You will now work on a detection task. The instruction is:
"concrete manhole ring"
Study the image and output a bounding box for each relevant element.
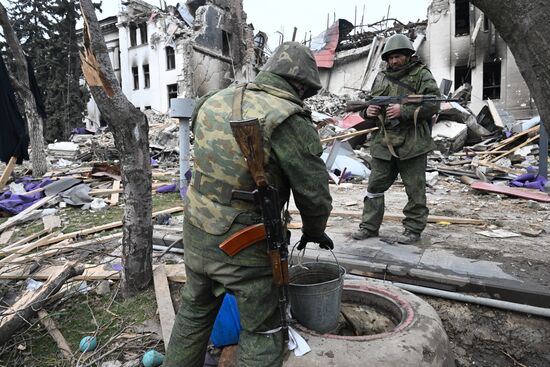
[284,280,455,367]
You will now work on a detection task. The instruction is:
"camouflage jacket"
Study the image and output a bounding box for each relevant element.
[185,71,332,266]
[361,60,439,160]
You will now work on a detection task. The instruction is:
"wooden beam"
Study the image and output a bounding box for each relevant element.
[0,195,57,233]
[36,206,184,248]
[320,127,378,143]
[0,262,83,346]
[0,232,60,266]
[0,228,51,255]
[109,180,121,206]
[471,181,550,202]
[37,309,73,360]
[0,263,186,283]
[3,233,122,264]
[289,209,485,225]
[0,156,17,190]
[153,265,176,349]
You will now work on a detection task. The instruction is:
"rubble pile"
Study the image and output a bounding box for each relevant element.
[305,92,348,117]
[71,132,118,162]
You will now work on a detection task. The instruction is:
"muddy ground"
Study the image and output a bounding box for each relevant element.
[324,174,550,366]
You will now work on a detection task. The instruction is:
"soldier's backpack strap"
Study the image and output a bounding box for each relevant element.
[231,83,248,121]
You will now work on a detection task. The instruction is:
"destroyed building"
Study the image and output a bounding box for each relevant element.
[84,0,259,131]
[310,1,536,121]
[424,0,534,118]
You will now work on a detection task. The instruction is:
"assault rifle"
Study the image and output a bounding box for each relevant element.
[227,118,290,343]
[345,94,459,113]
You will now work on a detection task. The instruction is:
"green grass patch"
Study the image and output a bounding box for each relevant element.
[0,289,158,366]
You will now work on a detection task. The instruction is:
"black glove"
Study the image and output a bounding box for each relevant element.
[297,232,334,251]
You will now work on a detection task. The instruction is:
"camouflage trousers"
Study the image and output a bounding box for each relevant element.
[360,154,428,234]
[163,248,284,367]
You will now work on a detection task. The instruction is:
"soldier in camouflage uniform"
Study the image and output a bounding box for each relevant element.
[351,34,440,244]
[164,42,333,367]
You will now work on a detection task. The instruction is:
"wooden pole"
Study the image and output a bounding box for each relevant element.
[320,127,378,143]
[0,156,17,190]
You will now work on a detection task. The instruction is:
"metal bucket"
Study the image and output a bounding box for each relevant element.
[288,260,346,334]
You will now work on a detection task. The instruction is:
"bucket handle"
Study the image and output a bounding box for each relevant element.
[289,241,341,270]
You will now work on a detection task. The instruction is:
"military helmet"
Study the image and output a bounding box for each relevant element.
[381,34,415,61]
[262,41,322,98]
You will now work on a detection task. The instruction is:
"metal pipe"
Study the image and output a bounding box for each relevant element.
[345,274,550,318]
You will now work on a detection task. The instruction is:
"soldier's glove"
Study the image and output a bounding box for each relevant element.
[297,232,334,251]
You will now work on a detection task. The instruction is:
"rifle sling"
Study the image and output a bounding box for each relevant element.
[382,73,417,93]
[379,106,421,159]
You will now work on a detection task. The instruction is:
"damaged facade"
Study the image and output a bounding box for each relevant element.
[313,1,535,120]
[424,0,534,118]
[85,0,259,131]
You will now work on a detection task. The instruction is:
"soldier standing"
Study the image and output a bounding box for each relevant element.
[164,42,333,367]
[351,34,440,244]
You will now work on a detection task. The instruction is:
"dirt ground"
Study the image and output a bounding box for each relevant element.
[325,174,550,367]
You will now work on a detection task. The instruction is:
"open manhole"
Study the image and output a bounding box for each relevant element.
[293,285,414,341]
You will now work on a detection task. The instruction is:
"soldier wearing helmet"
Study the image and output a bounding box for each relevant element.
[352,33,440,244]
[164,42,333,367]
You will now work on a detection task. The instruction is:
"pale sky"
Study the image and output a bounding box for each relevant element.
[99,0,432,49]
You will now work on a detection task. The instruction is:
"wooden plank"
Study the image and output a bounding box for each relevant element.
[4,233,123,263]
[42,215,62,230]
[289,209,485,225]
[37,206,184,248]
[0,263,186,283]
[489,134,539,163]
[0,232,60,266]
[37,309,73,359]
[471,181,550,203]
[153,265,176,349]
[0,156,17,190]
[486,99,504,129]
[0,228,51,255]
[0,229,15,246]
[320,127,379,143]
[0,262,83,345]
[109,180,121,206]
[0,195,57,233]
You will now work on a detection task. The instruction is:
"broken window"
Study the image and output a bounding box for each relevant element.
[222,30,231,57]
[167,83,178,101]
[483,60,501,100]
[455,0,470,36]
[130,24,137,47]
[139,23,148,44]
[166,46,175,70]
[483,13,490,32]
[143,64,150,88]
[454,65,472,91]
[132,66,139,90]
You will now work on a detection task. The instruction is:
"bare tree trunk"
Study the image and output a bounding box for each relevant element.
[470,0,550,134]
[80,0,153,297]
[0,4,48,177]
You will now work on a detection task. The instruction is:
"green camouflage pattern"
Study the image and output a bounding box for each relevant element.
[163,244,284,367]
[364,60,439,161]
[186,83,305,235]
[381,34,416,61]
[360,155,429,234]
[262,41,322,98]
